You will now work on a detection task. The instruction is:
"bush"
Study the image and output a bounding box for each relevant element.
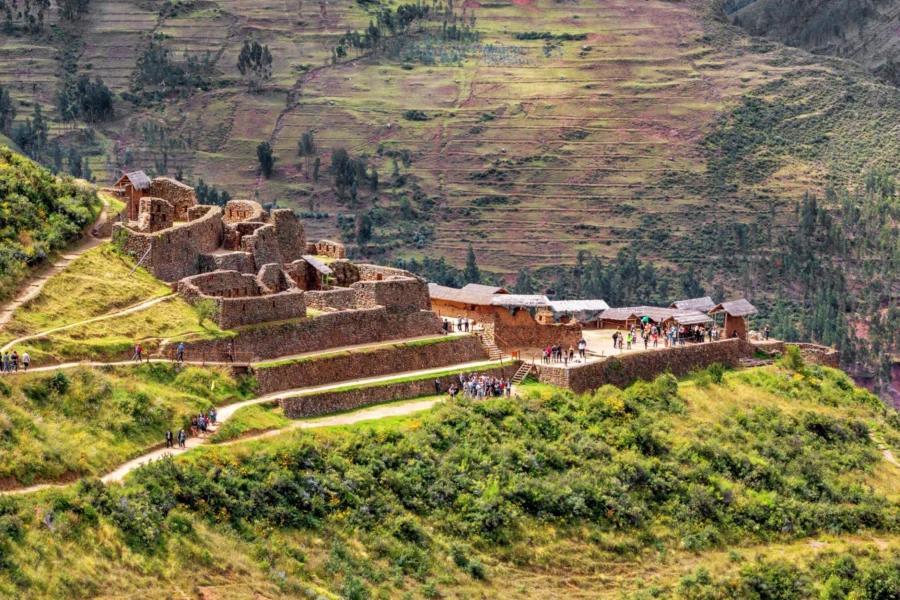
[193,298,218,326]
[783,345,805,371]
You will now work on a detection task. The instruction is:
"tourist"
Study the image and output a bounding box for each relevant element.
[175,342,185,363]
[177,428,186,448]
[578,338,586,359]
[1,352,7,373]
[190,416,198,437]
[457,316,463,332]
[449,384,458,399]
[564,352,569,368]
[505,379,512,397]
[21,352,30,371]
[643,333,649,350]
[731,329,738,339]
[132,343,143,362]
[209,407,217,425]
[464,319,470,333]
[765,324,771,340]
[225,341,234,363]
[11,350,18,372]
[165,429,174,449]
[625,332,632,350]
[652,331,659,348]
[568,346,575,362]
[612,330,619,349]
[434,377,442,395]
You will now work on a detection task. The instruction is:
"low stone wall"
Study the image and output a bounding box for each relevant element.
[147,177,197,221]
[165,307,445,361]
[113,205,224,282]
[217,291,307,329]
[537,339,757,394]
[752,340,841,368]
[256,335,488,394]
[280,363,519,418]
[357,264,418,281]
[315,239,346,259]
[224,199,265,224]
[350,278,431,311]
[199,252,255,274]
[93,209,128,238]
[305,288,356,311]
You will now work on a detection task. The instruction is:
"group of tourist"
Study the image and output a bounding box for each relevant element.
[540,338,588,367]
[164,408,217,449]
[442,372,513,399]
[0,350,29,373]
[612,321,735,352]
[442,317,473,333]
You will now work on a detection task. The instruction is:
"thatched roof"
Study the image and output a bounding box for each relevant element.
[629,306,678,323]
[710,299,758,317]
[670,296,715,312]
[598,308,640,322]
[119,170,151,190]
[428,283,493,305]
[462,283,509,295]
[549,299,610,313]
[671,310,714,326]
[302,255,333,276]
[491,294,550,308]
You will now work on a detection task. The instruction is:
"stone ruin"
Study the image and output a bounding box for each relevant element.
[112,180,431,331]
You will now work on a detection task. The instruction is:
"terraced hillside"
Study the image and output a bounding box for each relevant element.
[0,0,898,279]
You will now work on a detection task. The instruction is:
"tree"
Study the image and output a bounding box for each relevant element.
[298,130,316,176]
[257,141,275,178]
[330,148,356,200]
[678,264,704,299]
[512,268,534,294]
[67,145,82,178]
[0,81,15,135]
[356,213,373,245]
[58,0,90,22]
[312,157,321,183]
[463,244,480,284]
[194,298,218,327]
[237,39,273,92]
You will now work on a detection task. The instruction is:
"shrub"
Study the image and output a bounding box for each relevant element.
[708,362,726,384]
[783,345,805,371]
[193,298,218,326]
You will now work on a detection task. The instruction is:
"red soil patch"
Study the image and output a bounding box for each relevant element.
[510,0,534,6]
[462,0,480,7]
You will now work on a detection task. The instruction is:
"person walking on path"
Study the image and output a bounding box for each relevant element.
[578,338,586,360]
[209,408,217,425]
[177,428,186,449]
[434,378,441,395]
[21,352,30,371]
[175,342,185,363]
[11,351,18,372]
[165,429,174,449]
[764,324,771,340]
[132,343,143,362]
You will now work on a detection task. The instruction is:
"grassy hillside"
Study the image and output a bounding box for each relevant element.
[2,360,900,598]
[0,146,101,300]
[0,364,255,487]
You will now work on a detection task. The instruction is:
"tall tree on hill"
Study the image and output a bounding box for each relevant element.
[0,81,16,135]
[678,264,704,300]
[512,268,534,294]
[257,141,275,178]
[297,130,316,177]
[330,148,356,201]
[356,213,373,245]
[58,0,90,22]
[237,39,273,93]
[464,244,480,284]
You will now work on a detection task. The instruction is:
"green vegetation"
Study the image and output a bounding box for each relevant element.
[1,244,172,341]
[0,364,254,485]
[208,402,288,443]
[255,335,459,369]
[0,146,100,301]
[1,367,900,597]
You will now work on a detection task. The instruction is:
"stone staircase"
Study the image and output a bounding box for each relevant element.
[511,362,533,385]
[475,331,504,361]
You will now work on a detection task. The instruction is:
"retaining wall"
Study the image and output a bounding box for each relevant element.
[280,363,519,418]
[305,288,356,310]
[256,335,488,394]
[350,278,431,311]
[165,307,445,361]
[751,341,841,368]
[537,339,757,394]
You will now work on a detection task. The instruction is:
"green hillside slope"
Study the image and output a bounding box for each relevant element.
[3,363,900,598]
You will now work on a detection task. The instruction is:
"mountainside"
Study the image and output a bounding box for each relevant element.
[726,0,900,70]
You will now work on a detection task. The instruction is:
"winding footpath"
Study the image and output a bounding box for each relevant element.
[0,357,503,496]
[0,194,110,330]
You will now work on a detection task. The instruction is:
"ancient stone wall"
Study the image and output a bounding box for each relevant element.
[241,224,281,270]
[256,336,488,394]
[256,263,289,294]
[113,206,224,282]
[224,200,265,224]
[136,197,175,233]
[357,264,418,281]
[536,339,757,394]
[315,239,346,259]
[93,209,128,238]
[187,205,213,221]
[329,260,361,286]
[490,307,583,350]
[272,209,305,262]
[280,363,519,419]
[752,341,841,368]
[350,278,431,311]
[165,307,444,360]
[224,221,266,251]
[217,291,306,329]
[305,288,356,311]
[178,271,260,298]
[147,177,197,221]
[199,252,255,274]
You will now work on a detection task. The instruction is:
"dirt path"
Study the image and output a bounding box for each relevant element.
[871,434,900,468]
[0,196,110,330]
[0,358,503,495]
